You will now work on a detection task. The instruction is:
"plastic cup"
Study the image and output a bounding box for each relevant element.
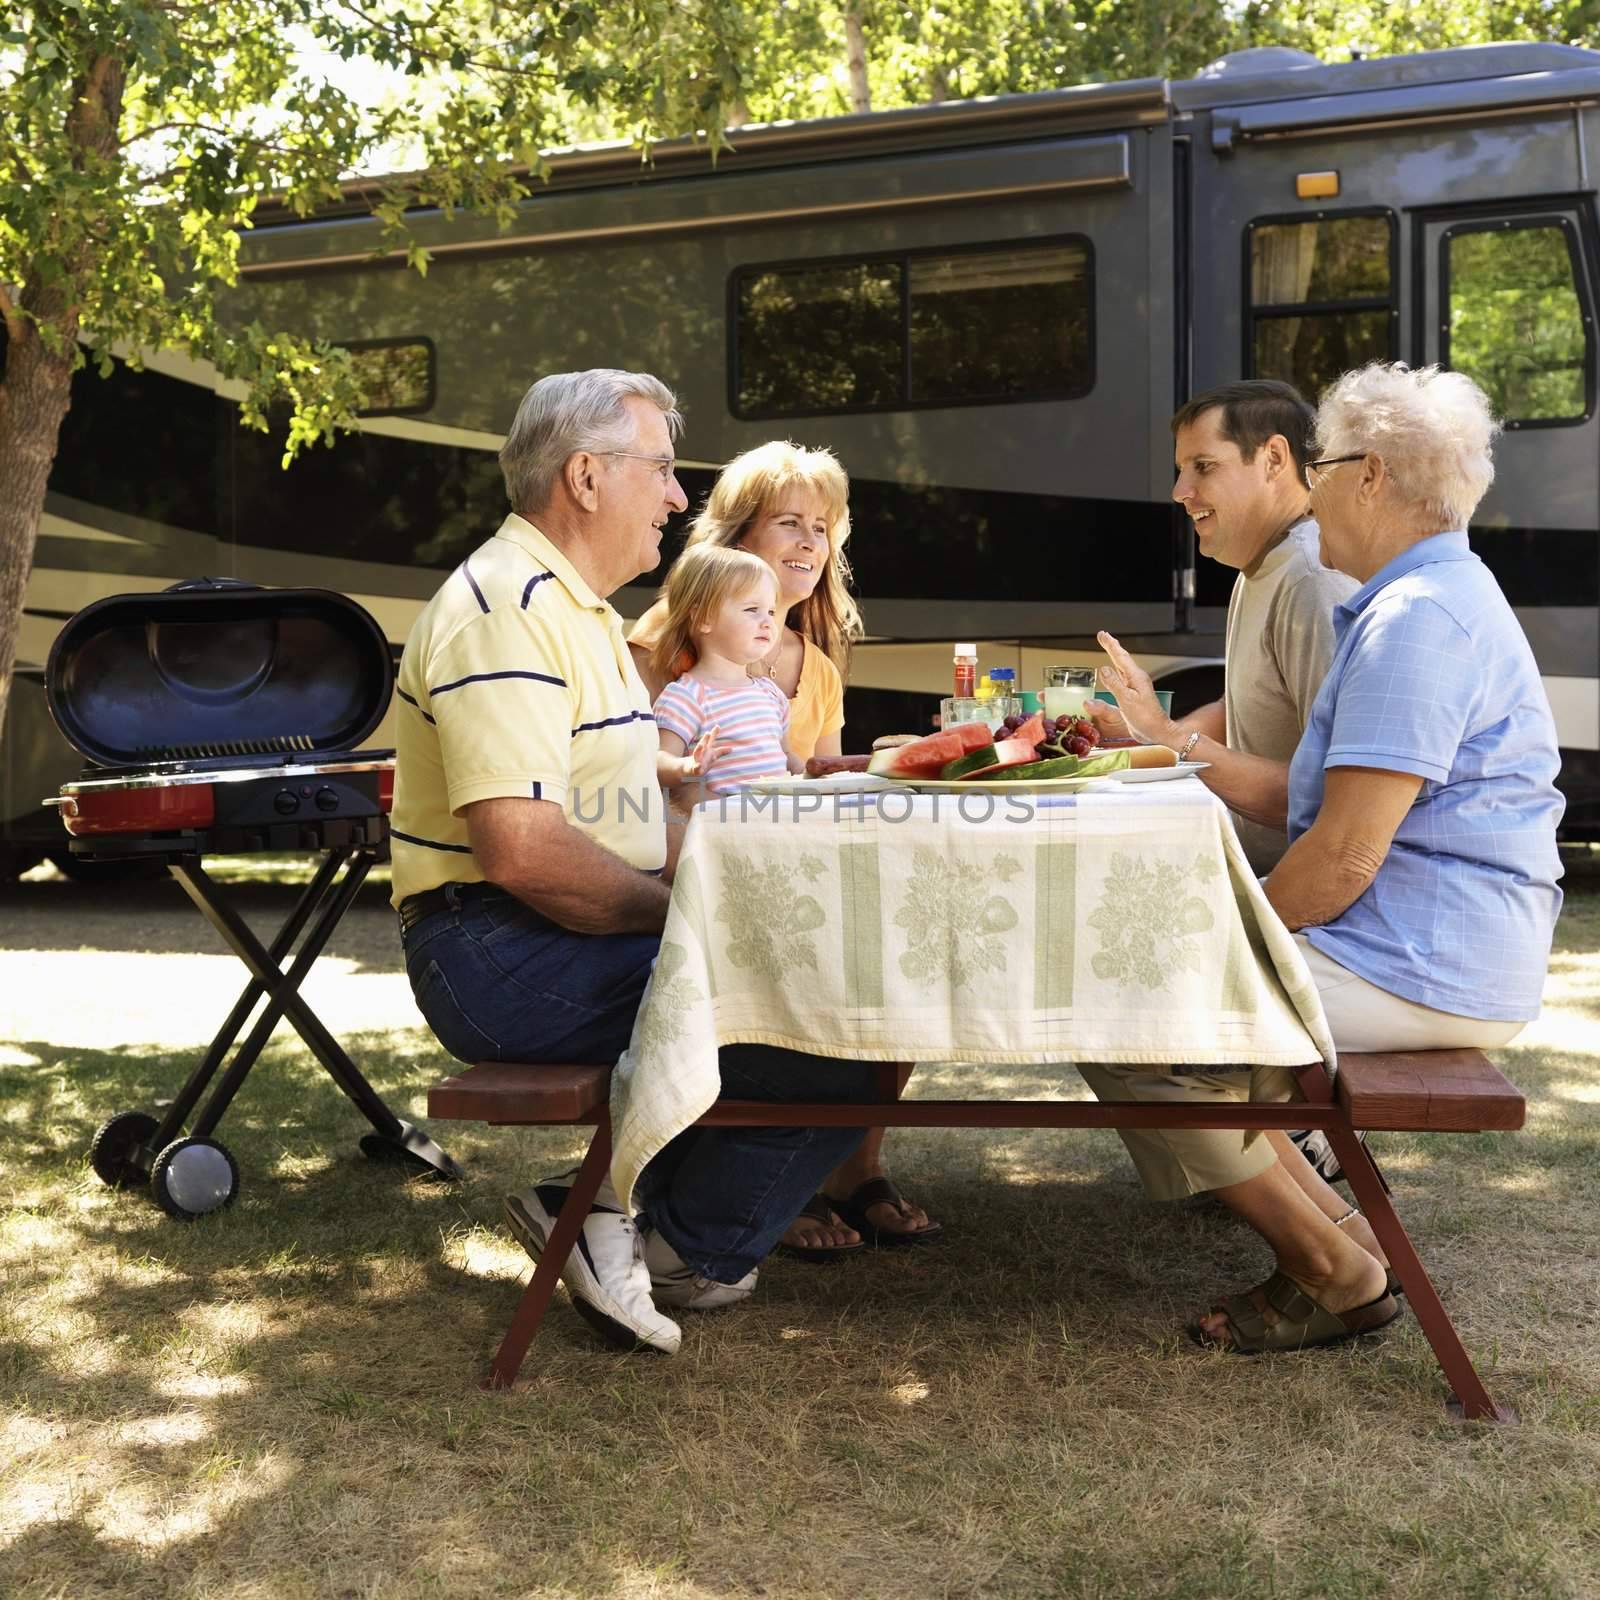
[1094,688,1174,715]
[940,696,990,728]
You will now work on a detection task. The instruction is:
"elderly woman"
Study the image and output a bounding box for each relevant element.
[1095,362,1564,1352]
[631,441,943,1258]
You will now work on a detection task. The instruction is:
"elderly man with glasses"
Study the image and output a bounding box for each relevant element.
[1080,378,1360,1188]
[389,368,878,1355]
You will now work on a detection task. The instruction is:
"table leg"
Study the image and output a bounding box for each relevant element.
[484,1121,613,1390]
[1301,1070,1513,1424]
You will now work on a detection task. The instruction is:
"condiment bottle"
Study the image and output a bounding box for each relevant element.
[987,667,1021,723]
[953,642,978,700]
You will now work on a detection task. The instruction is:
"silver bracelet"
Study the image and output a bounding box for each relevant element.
[1177,730,1203,763]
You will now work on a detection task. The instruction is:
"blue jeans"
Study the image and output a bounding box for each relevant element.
[403,883,872,1282]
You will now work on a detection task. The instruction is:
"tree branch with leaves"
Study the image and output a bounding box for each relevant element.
[0,0,754,738]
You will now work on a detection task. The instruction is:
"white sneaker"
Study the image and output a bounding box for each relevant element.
[504,1181,681,1355]
[642,1227,758,1310]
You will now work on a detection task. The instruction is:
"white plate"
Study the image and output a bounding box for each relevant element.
[892,774,1101,794]
[738,772,896,795]
[893,761,1209,795]
[1106,761,1210,784]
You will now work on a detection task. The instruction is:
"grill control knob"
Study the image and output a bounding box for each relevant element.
[273,789,299,816]
[314,787,339,813]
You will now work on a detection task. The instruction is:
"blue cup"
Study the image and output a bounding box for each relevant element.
[1094,688,1174,715]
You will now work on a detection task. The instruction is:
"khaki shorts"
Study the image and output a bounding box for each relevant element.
[1079,935,1525,1201]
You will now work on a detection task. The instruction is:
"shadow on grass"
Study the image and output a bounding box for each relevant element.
[6,1014,1600,1596]
[0,868,402,972]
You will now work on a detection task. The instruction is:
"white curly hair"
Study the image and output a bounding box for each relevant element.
[1314,363,1500,530]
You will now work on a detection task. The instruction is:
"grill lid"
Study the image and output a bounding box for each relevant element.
[46,581,394,769]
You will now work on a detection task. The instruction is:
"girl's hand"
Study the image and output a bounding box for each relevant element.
[1095,631,1179,747]
[683,726,733,777]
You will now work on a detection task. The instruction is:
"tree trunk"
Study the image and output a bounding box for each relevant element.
[0,326,76,741]
[0,46,124,744]
[844,3,871,113]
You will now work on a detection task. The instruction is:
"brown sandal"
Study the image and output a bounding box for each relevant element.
[774,1192,864,1264]
[828,1177,944,1248]
[1188,1270,1402,1355]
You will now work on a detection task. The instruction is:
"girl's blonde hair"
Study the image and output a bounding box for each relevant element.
[649,545,780,683]
[635,440,863,676]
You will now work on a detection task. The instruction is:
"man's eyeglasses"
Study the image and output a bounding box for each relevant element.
[1303,453,1365,490]
[602,451,676,484]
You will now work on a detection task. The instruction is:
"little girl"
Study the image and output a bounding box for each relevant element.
[651,545,802,796]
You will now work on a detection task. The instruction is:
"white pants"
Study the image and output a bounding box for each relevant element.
[1078,935,1526,1201]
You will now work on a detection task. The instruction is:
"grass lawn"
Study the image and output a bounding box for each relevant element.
[2,855,1598,1599]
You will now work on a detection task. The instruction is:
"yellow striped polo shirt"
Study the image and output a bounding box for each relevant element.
[389,513,665,906]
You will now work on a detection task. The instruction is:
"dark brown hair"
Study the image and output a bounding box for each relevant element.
[1171,380,1316,472]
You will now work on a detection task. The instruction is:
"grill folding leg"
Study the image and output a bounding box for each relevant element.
[101,847,461,1216]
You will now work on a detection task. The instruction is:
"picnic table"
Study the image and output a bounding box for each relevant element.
[432,774,1522,1420]
[609,779,1336,1209]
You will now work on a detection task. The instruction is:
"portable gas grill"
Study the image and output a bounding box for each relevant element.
[45,580,461,1219]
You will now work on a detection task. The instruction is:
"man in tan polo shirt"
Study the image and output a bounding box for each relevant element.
[1082,380,1359,1188]
[392,369,877,1356]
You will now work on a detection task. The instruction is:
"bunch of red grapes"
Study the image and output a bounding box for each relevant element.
[997,712,1102,759]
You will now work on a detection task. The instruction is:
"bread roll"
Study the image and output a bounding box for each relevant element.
[1127,744,1179,769]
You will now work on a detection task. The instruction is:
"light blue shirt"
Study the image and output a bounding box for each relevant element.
[1287,531,1563,1021]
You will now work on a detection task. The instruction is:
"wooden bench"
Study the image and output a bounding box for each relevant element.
[429,1050,1524,1421]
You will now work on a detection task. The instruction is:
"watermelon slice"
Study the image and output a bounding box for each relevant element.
[957,737,1039,777]
[982,749,1133,781]
[868,729,971,778]
[1012,712,1046,749]
[940,746,1000,780]
[950,721,996,752]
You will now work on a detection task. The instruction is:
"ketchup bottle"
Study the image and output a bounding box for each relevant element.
[953,642,978,699]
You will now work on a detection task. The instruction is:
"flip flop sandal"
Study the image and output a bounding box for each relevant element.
[1187,1270,1402,1355]
[828,1177,945,1249]
[774,1192,865,1264]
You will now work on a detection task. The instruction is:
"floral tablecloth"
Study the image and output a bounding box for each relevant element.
[609,780,1335,1209]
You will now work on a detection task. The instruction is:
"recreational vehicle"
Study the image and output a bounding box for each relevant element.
[8,39,1599,872]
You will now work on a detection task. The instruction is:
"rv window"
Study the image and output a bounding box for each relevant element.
[346,339,435,417]
[1446,225,1589,423]
[733,238,1091,417]
[1250,217,1389,304]
[735,262,903,415]
[1246,213,1394,400]
[909,244,1089,403]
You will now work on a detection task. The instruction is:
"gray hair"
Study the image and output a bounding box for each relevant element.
[1314,363,1500,529]
[499,369,684,514]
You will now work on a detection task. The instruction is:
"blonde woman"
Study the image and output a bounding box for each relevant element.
[631,441,944,1259]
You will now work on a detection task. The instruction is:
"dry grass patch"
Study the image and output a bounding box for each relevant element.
[1,860,1598,1598]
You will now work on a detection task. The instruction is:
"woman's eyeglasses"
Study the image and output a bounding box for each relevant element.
[1303,453,1365,490]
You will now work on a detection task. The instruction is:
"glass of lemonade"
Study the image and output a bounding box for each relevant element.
[1042,666,1098,721]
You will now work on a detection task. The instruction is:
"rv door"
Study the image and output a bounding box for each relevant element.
[1415,197,1600,763]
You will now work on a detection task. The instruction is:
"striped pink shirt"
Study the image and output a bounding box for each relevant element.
[653,673,790,795]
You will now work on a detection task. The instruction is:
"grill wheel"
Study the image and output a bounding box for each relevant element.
[89,1110,160,1188]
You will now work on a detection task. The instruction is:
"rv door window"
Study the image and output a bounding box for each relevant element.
[733,238,1092,418]
[1246,213,1395,400]
[1445,223,1591,424]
